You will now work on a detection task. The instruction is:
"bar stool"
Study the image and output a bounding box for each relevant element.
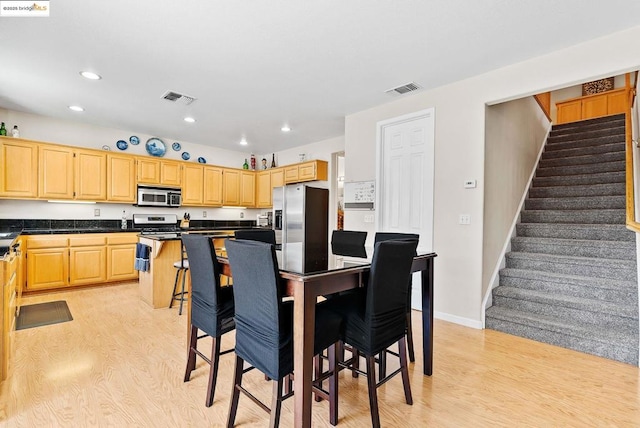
[170,239,189,315]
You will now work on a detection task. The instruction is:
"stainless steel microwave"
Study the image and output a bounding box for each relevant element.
[136,186,182,207]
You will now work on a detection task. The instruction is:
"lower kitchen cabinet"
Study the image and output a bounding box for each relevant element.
[25,233,138,292]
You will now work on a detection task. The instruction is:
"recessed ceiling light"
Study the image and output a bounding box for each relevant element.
[184,117,196,123]
[239,138,248,146]
[80,71,101,80]
[281,125,291,132]
[69,105,84,112]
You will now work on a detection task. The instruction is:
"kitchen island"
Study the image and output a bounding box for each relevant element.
[137,231,234,309]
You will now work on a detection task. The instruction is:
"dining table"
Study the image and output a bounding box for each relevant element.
[189,240,437,428]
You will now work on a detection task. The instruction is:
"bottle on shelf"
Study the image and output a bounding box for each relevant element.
[0,122,6,136]
[11,125,19,138]
[271,153,276,168]
[250,153,256,170]
[242,158,249,170]
[121,210,127,230]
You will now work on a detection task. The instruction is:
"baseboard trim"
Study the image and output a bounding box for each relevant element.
[435,311,482,329]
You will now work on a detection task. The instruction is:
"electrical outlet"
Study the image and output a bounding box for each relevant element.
[459,214,471,225]
[94,209,100,217]
[464,179,477,189]
[240,212,244,219]
[364,214,374,223]
[202,211,207,218]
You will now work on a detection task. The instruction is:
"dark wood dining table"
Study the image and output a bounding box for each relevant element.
[191,246,437,428]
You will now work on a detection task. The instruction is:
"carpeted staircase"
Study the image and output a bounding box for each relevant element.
[485,113,639,365]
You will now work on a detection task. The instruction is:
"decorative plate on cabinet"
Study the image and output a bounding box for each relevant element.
[129,135,140,145]
[181,152,190,160]
[145,138,166,157]
[116,140,128,150]
[197,157,207,164]
[172,142,181,151]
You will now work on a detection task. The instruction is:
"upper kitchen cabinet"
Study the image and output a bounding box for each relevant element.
[284,160,328,184]
[203,166,223,206]
[256,168,284,208]
[182,163,204,205]
[137,158,182,187]
[222,168,241,206]
[240,170,255,207]
[107,153,136,202]
[38,145,74,199]
[75,149,107,201]
[0,137,38,198]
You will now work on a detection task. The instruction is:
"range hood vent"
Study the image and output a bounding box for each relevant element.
[161,90,197,105]
[385,82,422,96]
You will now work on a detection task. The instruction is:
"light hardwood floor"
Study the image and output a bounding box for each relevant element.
[1,282,639,427]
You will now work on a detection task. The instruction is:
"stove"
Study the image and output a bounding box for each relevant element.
[134,214,180,238]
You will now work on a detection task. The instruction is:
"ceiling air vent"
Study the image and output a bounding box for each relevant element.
[385,82,422,96]
[161,91,197,105]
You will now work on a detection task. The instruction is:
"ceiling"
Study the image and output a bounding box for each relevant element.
[1,1,639,154]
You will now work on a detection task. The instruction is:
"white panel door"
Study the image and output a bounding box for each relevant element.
[377,108,435,308]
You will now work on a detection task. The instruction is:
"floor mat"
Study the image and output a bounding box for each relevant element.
[16,300,73,330]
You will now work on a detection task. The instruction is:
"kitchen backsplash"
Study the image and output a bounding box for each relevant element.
[0,218,258,232]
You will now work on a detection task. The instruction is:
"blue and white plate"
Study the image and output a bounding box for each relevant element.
[172,142,181,151]
[116,140,128,150]
[181,152,190,160]
[197,157,206,164]
[129,135,140,145]
[145,138,166,157]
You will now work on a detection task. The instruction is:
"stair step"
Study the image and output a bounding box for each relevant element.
[485,306,638,365]
[532,171,624,187]
[516,223,634,241]
[541,141,624,160]
[536,160,624,177]
[524,195,625,211]
[505,252,636,281]
[550,114,625,133]
[544,134,625,152]
[520,209,625,224]
[492,286,638,328]
[538,150,625,169]
[510,236,636,260]
[499,268,638,302]
[547,126,626,144]
[529,182,624,198]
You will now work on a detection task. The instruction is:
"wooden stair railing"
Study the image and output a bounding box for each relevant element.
[625,72,640,233]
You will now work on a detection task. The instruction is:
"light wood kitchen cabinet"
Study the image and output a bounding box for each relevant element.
[182,164,204,205]
[271,168,284,188]
[69,235,107,286]
[137,158,182,187]
[106,234,138,282]
[107,154,136,202]
[240,170,255,207]
[203,166,223,206]
[1,245,18,381]
[0,138,38,198]
[556,87,630,124]
[38,145,74,199]
[161,161,182,186]
[25,233,137,292]
[256,170,272,208]
[137,158,161,184]
[75,149,107,201]
[222,168,241,206]
[284,160,328,184]
[26,236,69,291]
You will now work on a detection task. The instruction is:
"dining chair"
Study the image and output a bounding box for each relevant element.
[374,232,419,376]
[233,228,276,245]
[181,234,235,407]
[331,239,418,428]
[225,239,343,427]
[330,230,367,258]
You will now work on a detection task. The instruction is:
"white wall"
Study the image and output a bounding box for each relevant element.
[344,25,640,327]
[483,96,550,298]
[0,109,344,222]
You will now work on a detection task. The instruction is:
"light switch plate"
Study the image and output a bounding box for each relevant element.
[94,209,100,217]
[464,179,477,189]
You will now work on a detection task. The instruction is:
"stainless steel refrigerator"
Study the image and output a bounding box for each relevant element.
[273,184,329,273]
